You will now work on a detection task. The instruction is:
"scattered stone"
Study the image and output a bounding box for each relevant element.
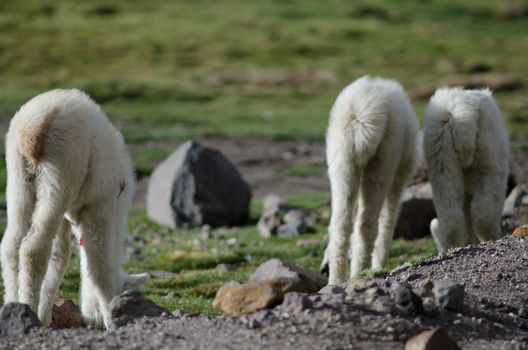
[393,284,424,314]
[280,292,313,314]
[216,263,238,273]
[433,280,465,312]
[212,281,283,316]
[512,224,528,238]
[283,209,315,230]
[51,298,85,329]
[257,208,282,238]
[319,284,347,296]
[147,141,252,228]
[422,297,438,317]
[405,327,461,350]
[262,193,289,213]
[110,290,173,328]
[250,259,327,293]
[0,303,41,337]
[518,307,528,319]
[395,182,436,239]
[347,278,381,293]
[277,221,304,237]
[201,224,212,240]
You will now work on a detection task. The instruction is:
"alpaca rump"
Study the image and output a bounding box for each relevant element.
[323,76,418,284]
[0,89,148,329]
[424,87,509,253]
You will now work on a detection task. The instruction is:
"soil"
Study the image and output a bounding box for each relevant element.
[2,235,528,349]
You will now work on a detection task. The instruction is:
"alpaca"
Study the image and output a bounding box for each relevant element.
[0,89,148,329]
[424,87,509,253]
[323,76,418,285]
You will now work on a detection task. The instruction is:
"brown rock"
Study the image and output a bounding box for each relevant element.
[250,259,327,293]
[51,298,85,329]
[212,281,283,316]
[405,327,461,350]
[512,224,528,238]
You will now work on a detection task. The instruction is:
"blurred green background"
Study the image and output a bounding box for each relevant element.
[0,0,526,314]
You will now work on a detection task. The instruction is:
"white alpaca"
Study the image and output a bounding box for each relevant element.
[323,76,418,285]
[424,87,509,253]
[0,89,148,329]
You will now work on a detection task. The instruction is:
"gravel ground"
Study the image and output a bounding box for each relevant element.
[2,235,528,349]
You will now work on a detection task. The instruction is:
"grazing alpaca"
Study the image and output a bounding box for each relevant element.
[424,87,509,253]
[323,76,418,285]
[0,89,148,329]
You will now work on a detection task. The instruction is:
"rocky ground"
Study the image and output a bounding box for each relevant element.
[2,235,528,349]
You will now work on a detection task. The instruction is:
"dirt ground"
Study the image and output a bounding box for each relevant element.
[2,235,528,350]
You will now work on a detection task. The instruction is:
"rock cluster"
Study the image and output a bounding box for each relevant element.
[257,194,316,238]
[213,259,327,316]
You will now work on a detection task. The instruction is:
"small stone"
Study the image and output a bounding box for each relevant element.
[280,292,313,314]
[201,224,212,240]
[405,327,461,350]
[512,225,528,238]
[346,277,379,293]
[151,270,179,280]
[433,279,465,312]
[422,297,438,317]
[277,222,304,237]
[226,238,237,247]
[262,193,289,213]
[318,285,347,295]
[518,307,528,319]
[257,209,282,238]
[110,290,173,328]
[0,303,41,337]
[393,284,424,314]
[216,263,237,273]
[250,259,327,294]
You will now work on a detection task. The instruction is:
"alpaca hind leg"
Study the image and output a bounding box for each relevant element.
[18,193,66,314]
[0,143,36,303]
[350,166,391,277]
[79,208,121,329]
[326,167,358,285]
[371,175,408,270]
[38,219,72,326]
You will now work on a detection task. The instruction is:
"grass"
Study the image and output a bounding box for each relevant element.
[0,0,523,315]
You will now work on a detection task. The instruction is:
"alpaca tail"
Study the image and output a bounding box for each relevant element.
[424,87,482,168]
[13,107,59,168]
[122,272,150,290]
[327,78,391,169]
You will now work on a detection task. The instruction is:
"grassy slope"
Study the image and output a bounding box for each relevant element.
[0,0,525,313]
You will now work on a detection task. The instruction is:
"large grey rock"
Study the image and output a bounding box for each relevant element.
[110,290,172,328]
[147,141,252,228]
[0,303,41,337]
[250,259,327,293]
[395,182,436,239]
